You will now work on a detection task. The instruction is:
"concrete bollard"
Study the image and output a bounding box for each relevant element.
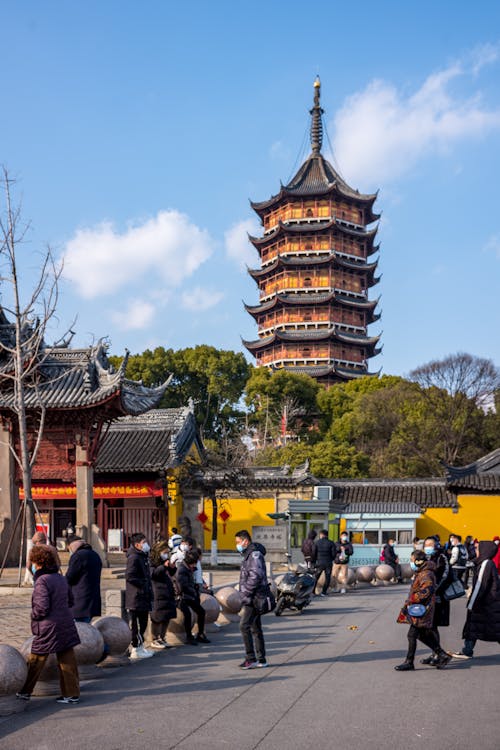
[0,645,29,716]
[93,616,131,668]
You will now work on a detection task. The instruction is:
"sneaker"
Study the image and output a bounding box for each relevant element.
[319,592,327,597]
[255,659,268,668]
[394,662,415,671]
[239,659,258,669]
[435,653,452,669]
[420,655,438,666]
[137,644,155,657]
[129,646,153,660]
[449,650,472,660]
[196,633,211,644]
[150,639,168,650]
[340,588,346,594]
[16,693,30,701]
[56,696,80,704]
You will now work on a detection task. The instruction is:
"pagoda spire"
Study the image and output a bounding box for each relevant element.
[310,76,324,155]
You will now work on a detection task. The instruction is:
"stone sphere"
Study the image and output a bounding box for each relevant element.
[375,564,395,581]
[200,593,221,624]
[74,622,105,665]
[93,616,131,655]
[20,638,59,681]
[356,566,375,583]
[400,563,413,581]
[168,606,195,633]
[344,567,356,586]
[0,645,28,695]
[215,586,242,614]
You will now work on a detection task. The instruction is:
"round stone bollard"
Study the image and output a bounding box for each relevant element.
[356,565,375,584]
[215,586,242,625]
[375,564,395,585]
[74,621,105,680]
[20,638,59,696]
[344,567,356,587]
[93,616,131,668]
[167,606,197,645]
[0,645,29,716]
[400,563,413,582]
[199,593,222,633]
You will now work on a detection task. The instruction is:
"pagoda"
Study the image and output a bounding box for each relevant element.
[243,78,382,387]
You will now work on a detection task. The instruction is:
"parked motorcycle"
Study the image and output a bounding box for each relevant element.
[275,564,316,615]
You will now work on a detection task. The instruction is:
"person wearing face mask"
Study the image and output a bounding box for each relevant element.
[394,550,451,671]
[451,540,500,659]
[125,533,154,660]
[235,529,269,669]
[419,535,453,666]
[149,540,177,649]
[175,549,210,645]
[331,532,354,594]
[448,534,468,583]
[382,538,403,584]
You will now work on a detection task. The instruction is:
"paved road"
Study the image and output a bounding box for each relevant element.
[1,586,499,750]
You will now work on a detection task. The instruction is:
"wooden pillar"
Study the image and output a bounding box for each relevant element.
[0,422,20,564]
[75,444,94,542]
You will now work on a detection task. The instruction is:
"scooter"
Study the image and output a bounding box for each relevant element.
[275,563,316,616]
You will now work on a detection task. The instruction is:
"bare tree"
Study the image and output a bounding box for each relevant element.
[409,352,500,464]
[0,168,68,573]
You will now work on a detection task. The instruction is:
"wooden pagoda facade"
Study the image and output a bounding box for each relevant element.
[243,79,382,387]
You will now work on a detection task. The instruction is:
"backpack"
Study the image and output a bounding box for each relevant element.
[379,547,385,563]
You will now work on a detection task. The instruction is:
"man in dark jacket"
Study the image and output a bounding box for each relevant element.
[66,537,102,622]
[383,538,403,583]
[236,529,269,669]
[301,530,317,568]
[452,540,500,659]
[126,532,154,660]
[175,550,210,645]
[311,529,335,596]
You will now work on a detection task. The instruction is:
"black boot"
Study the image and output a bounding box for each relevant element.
[420,653,438,665]
[435,651,451,669]
[394,661,415,671]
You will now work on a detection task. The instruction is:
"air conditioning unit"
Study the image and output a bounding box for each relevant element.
[313,485,333,501]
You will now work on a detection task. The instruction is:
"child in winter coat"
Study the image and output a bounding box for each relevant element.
[394,550,451,671]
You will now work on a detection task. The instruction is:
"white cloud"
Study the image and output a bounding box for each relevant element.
[63,210,214,299]
[224,218,261,269]
[181,286,224,311]
[483,233,500,259]
[330,55,500,189]
[111,299,156,330]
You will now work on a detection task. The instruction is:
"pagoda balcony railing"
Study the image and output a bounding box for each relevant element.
[257,355,366,369]
[259,285,367,303]
[258,320,366,336]
[260,246,365,267]
[264,205,365,233]
[264,216,366,234]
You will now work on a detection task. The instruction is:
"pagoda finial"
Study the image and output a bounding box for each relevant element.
[310,76,324,155]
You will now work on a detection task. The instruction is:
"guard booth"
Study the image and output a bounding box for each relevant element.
[287,487,345,564]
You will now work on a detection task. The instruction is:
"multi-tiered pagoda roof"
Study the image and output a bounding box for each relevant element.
[243,78,382,387]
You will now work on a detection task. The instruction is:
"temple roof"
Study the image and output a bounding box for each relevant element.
[0,337,169,415]
[244,291,380,320]
[248,219,378,249]
[251,80,379,219]
[243,326,381,353]
[324,478,452,509]
[277,363,380,380]
[96,407,203,473]
[444,448,500,491]
[248,252,378,278]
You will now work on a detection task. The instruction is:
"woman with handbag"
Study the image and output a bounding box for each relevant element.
[394,550,451,671]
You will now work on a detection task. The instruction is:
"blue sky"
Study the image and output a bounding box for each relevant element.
[2,1,500,377]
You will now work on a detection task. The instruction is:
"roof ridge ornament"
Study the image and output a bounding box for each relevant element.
[310,76,324,155]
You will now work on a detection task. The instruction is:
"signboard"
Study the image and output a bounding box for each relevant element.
[20,481,163,500]
[107,529,123,552]
[252,525,288,552]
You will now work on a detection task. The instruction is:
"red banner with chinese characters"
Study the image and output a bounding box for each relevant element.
[20,481,162,500]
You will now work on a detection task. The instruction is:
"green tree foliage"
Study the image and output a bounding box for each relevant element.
[245,368,321,444]
[109,346,250,442]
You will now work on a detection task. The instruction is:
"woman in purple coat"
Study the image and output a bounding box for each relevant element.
[17,545,81,704]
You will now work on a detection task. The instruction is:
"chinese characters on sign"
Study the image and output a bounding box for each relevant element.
[252,525,287,552]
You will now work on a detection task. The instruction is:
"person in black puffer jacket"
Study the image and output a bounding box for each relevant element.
[311,530,335,596]
[452,540,500,659]
[236,529,269,669]
[66,537,102,622]
[175,550,210,645]
[149,540,177,649]
[331,532,354,594]
[301,530,317,568]
[125,533,154,659]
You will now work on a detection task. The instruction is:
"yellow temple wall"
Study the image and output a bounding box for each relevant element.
[416,494,500,541]
[202,497,276,550]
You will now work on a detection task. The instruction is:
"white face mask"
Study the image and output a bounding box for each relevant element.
[340,536,348,542]
[160,552,169,561]
[180,543,189,552]
[141,542,150,554]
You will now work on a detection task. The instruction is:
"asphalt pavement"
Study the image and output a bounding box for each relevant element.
[1,585,499,750]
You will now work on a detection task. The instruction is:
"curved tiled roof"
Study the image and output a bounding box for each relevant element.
[248,219,378,248]
[323,479,453,508]
[244,291,380,316]
[243,326,380,352]
[247,252,379,280]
